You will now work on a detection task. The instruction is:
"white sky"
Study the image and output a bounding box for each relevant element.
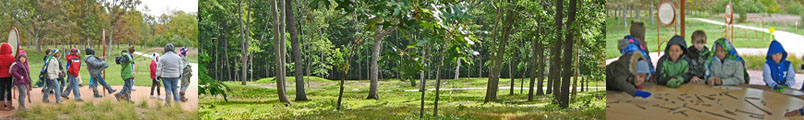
[136,0,198,16]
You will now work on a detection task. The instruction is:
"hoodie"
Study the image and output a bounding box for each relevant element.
[83,48,108,78]
[655,35,692,87]
[157,44,183,78]
[0,43,15,78]
[150,53,159,79]
[607,52,647,96]
[763,40,795,88]
[706,38,748,85]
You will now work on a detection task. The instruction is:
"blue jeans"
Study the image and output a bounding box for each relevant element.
[16,85,25,109]
[62,75,81,99]
[91,76,114,96]
[162,78,179,103]
[117,78,133,99]
[58,77,65,93]
[43,78,61,102]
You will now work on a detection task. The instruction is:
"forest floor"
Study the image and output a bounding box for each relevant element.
[199,76,606,120]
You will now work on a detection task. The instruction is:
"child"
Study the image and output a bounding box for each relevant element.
[34,48,51,88]
[619,21,655,75]
[11,51,30,110]
[127,47,136,92]
[606,51,652,98]
[179,47,192,102]
[706,38,747,86]
[61,48,83,101]
[0,43,14,110]
[150,53,162,100]
[43,49,62,103]
[115,50,134,102]
[655,35,691,88]
[687,30,710,84]
[84,48,116,98]
[763,40,795,92]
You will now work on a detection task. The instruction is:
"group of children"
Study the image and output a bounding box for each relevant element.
[608,22,798,98]
[0,43,192,110]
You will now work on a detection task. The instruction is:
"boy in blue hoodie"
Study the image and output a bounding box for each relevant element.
[763,40,795,92]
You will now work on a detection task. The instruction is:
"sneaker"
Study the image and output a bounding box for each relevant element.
[94,95,103,98]
[79,84,83,87]
[114,94,122,101]
[150,95,156,99]
[61,95,69,99]
[42,99,50,103]
[180,97,188,102]
[76,99,84,102]
[157,96,164,101]
[131,87,136,91]
[108,89,117,94]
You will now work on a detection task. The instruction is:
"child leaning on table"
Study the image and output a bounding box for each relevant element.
[606,51,652,98]
[655,35,692,88]
[705,38,747,86]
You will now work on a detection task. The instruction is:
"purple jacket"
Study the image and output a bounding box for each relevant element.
[11,61,30,86]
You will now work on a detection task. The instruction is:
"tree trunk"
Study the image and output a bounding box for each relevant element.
[559,0,578,108]
[509,58,514,95]
[485,7,515,103]
[367,25,394,100]
[238,0,248,85]
[271,0,291,106]
[286,0,308,101]
[454,59,460,80]
[433,47,445,116]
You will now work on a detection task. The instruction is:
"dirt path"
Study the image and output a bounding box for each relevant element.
[0,52,199,118]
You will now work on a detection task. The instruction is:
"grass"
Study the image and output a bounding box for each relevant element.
[12,100,197,120]
[199,77,605,119]
[606,17,774,58]
[21,45,196,86]
[743,54,804,70]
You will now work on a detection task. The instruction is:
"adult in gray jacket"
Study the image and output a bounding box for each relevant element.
[84,48,117,98]
[158,43,183,105]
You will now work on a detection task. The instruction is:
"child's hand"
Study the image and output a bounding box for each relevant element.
[707,77,721,86]
[691,77,703,84]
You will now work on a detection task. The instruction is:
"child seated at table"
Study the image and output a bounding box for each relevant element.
[607,51,652,98]
[687,30,710,84]
[706,38,747,86]
[655,35,691,88]
[763,40,795,92]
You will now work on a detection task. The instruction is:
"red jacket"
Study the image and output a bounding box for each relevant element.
[66,54,81,76]
[0,44,15,77]
[150,60,157,79]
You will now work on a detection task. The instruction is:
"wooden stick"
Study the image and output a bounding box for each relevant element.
[744,99,772,115]
[749,114,764,119]
[705,111,735,120]
[683,104,702,112]
[724,110,736,116]
[735,109,764,116]
[723,93,737,100]
[635,104,646,110]
[695,94,704,102]
[745,96,760,100]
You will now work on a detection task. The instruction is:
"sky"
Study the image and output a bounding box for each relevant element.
[136,0,198,16]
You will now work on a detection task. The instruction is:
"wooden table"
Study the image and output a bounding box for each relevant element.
[607,83,804,120]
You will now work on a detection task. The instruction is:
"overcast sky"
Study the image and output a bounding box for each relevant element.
[136,0,198,16]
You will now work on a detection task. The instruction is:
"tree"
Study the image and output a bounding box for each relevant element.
[286,0,309,101]
[485,0,518,103]
[271,0,291,106]
[559,0,578,108]
[100,0,140,50]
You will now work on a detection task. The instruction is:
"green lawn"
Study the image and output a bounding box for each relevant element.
[606,17,774,58]
[22,45,195,86]
[199,76,605,119]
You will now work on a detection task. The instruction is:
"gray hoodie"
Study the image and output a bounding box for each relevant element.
[84,55,109,78]
[158,44,183,78]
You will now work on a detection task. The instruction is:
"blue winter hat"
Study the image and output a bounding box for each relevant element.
[635,60,651,78]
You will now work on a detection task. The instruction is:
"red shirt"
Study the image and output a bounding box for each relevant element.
[0,44,15,77]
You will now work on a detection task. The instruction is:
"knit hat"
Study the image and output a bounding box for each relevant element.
[635,60,651,77]
[179,47,188,56]
[85,48,95,55]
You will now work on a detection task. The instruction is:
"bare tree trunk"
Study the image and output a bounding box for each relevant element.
[238,0,248,85]
[286,0,308,101]
[271,0,291,106]
[559,0,578,108]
